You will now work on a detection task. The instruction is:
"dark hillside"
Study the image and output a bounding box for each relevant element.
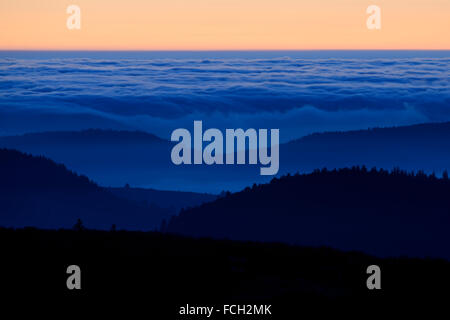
[1,228,448,312]
[167,167,450,259]
[0,149,171,230]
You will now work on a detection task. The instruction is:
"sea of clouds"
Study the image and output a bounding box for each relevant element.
[1,54,449,141]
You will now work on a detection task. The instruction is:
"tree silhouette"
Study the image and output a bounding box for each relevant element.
[160,219,167,233]
[73,218,85,231]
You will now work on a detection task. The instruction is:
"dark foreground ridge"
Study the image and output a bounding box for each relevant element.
[1,227,448,314]
[168,167,450,259]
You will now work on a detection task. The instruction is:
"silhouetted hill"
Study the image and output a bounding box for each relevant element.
[0,148,171,230]
[0,128,259,193]
[2,122,450,193]
[107,187,217,211]
[1,228,448,312]
[167,167,450,259]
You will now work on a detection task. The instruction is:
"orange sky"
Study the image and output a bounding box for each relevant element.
[1,0,449,50]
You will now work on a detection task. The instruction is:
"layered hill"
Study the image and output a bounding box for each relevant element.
[282,121,450,175]
[0,148,171,230]
[107,187,217,212]
[2,122,450,193]
[167,167,450,259]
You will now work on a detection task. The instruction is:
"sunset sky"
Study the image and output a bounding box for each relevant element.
[1,0,449,50]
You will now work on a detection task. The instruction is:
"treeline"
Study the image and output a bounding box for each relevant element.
[167,166,450,259]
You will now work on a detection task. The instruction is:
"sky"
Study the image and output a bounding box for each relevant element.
[1,0,449,50]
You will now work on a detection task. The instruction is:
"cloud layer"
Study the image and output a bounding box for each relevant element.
[1,55,449,141]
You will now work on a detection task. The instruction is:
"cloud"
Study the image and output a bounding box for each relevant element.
[0,56,449,139]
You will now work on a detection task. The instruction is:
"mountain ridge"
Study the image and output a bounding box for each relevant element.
[0,148,171,230]
[167,166,450,259]
[2,121,450,192]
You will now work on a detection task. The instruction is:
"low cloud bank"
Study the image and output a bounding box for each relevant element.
[0,57,448,139]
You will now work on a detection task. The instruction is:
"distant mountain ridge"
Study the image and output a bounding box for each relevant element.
[2,122,450,192]
[290,121,450,143]
[107,187,217,211]
[282,121,450,175]
[0,129,165,145]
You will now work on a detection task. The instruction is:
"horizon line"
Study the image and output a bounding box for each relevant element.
[1,49,450,52]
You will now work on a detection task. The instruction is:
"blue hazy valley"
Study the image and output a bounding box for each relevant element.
[1,51,450,260]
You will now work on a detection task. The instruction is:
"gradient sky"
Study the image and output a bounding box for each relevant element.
[1,0,449,50]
